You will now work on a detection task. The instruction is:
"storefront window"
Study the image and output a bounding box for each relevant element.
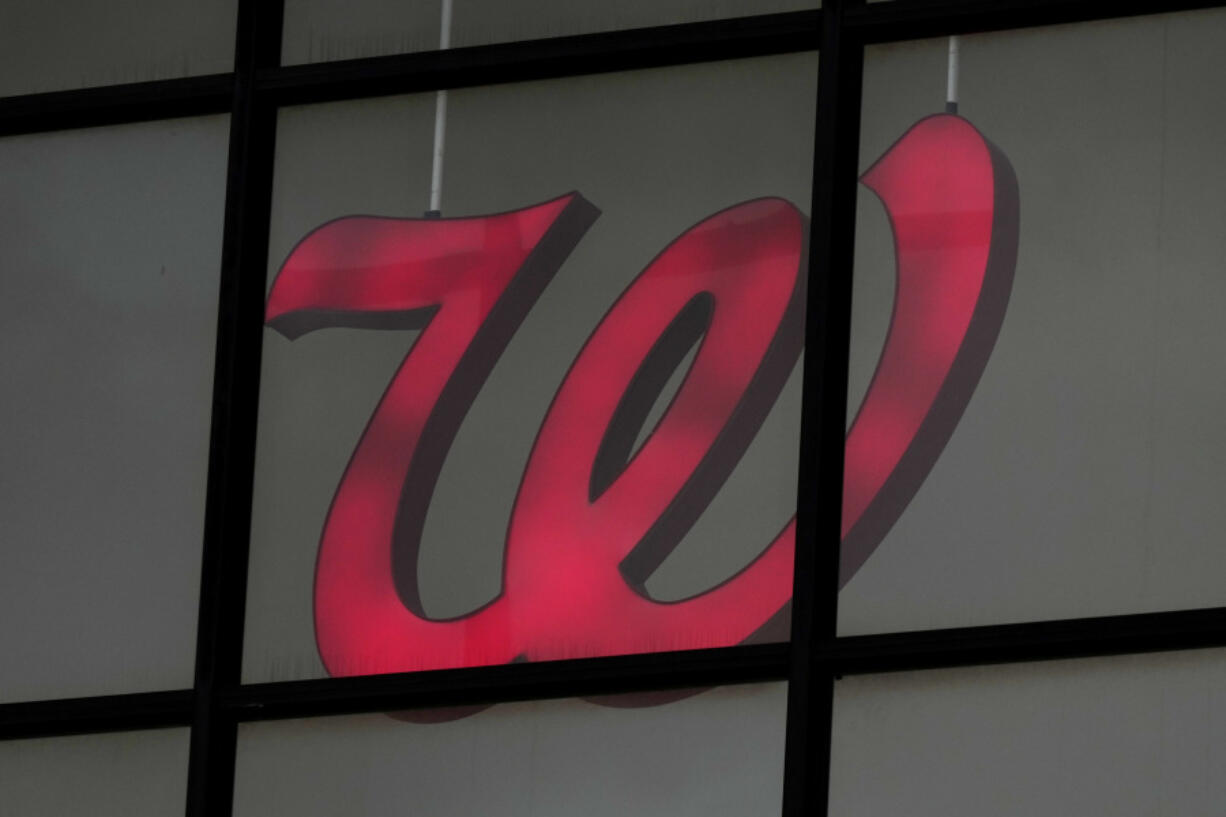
[0,0,237,97]
[0,116,228,702]
[235,683,786,817]
[0,728,190,816]
[841,9,1226,633]
[831,649,1226,815]
[245,54,815,682]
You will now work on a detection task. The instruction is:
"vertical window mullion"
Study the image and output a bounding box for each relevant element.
[781,1,863,815]
[186,0,284,815]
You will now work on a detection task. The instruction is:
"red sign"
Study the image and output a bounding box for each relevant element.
[266,113,1019,687]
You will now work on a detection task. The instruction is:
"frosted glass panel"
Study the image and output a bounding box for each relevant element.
[0,728,190,816]
[831,650,1226,816]
[245,55,815,682]
[235,683,786,817]
[283,0,816,64]
[0,116,228,701]
[2,0,237,97]
[841,8,1226,634]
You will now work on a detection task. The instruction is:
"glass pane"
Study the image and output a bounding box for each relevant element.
[840,9,1226,634]
[2,0,237,97]
[235,683,786,817]
[282,0,817,65]
[245,54,815,682]
[0,728,190,816]
[831,650,1226,816]
[0,116,228,702]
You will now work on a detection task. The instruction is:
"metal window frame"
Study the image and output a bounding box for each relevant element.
[3,1,1226,815]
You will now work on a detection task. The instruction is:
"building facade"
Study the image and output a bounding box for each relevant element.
[4,1,1226,814]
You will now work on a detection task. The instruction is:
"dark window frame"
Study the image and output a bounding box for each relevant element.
[4,1,1226,815]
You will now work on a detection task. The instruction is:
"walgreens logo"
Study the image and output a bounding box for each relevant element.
[266,114,1018,697]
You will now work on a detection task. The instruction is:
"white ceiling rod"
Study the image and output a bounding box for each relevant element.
[428,0,454,216]
[946,35,960,114]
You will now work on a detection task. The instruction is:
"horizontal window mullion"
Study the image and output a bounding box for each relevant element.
[846,0,1226,43]
[0,74,233,137]
[0,690,194,741]
[7,604,1226,735]
[223,644,791,723]
[254,11,820,106]
[828,606,1226,675]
